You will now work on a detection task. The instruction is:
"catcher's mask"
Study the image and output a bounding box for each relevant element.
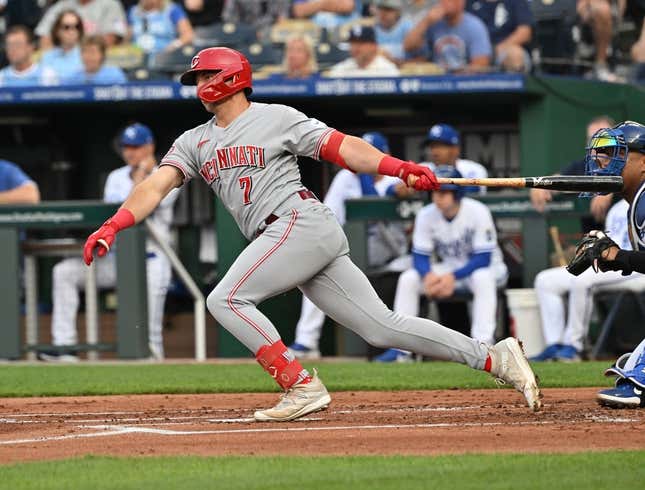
[180,47,252,103]
[583,127,628,196]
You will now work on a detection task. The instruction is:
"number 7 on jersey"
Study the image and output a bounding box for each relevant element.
[239,176,253,205]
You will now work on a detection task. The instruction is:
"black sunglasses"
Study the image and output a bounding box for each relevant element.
[60,23,81,30]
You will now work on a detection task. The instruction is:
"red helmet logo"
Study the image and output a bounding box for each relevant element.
[179,47,252,103]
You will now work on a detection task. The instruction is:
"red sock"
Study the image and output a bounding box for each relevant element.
[484,355,492,372]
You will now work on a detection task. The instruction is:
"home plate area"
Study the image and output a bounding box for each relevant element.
[1,388,644,463]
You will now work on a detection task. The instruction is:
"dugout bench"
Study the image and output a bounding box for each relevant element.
[340,191,591,356]
[0,201,149,360]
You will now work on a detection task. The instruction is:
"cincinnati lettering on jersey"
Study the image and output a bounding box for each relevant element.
[199,146,266,184]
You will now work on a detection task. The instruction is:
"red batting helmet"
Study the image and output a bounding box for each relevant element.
[180,47,252,103]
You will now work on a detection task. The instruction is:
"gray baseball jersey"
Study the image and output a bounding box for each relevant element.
[161,102,333,240]
[160,102,489,370]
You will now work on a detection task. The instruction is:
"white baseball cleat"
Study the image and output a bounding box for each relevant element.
[254,369,331,422]
[489,337,543,412]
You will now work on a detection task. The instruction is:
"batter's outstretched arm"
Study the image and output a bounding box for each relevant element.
[83,166,182,265]
[120,166,182,222]
[322,132,439,191]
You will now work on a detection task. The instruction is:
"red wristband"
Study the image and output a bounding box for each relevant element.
[106,208,135,231]
[377,155,405,177]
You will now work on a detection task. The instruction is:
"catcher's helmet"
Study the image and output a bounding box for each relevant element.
[362,132,389,153]
[433,165,465,200]
[585,121,645,179]
[180,47,252,103]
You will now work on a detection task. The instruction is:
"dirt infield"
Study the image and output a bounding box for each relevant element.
[1,388,644,464]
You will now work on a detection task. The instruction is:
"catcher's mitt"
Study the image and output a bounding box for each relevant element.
[566,231,619,276]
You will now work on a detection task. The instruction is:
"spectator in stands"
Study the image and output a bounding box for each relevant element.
[0,25,59,86]
[403,0,492,73]
[466,0,533,73]
[40,10,85,82]
[577,0,614,81]
[398,0,439,23]
[0,158,40,204]
[223,0,290,40]
[374,0,415,65]
[65,35,127,84]
[181,0,224,27]
[529,115,615,225]
[127,0,194,57]
[421,123,488,194]
[282,34,318,78]
[36,0,128,50]
[292,0,362,31]
[327,25,400,76]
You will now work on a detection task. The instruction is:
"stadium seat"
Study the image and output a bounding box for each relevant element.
[125,67,172,82]
[240,43,283,69]
[315,41,348,70]
[270,19,322,45]
[399,62,445,76]
[193,22,258,49]
[106,44,145,69]
[150,45,198,74]
[530,0,579,75]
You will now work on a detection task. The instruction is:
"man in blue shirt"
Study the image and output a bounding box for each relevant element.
[404,0,492,72]
[374,0,415,65]
[65,35,127,84]
[0,159,40,204]
[0,25,59,86]
[467,0,533,72]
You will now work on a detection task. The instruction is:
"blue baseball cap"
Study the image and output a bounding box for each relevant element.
[362,131,390,153]
[425,123,460,146]
[120,123,154,146]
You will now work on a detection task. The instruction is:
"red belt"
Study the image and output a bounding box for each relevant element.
[260,190,317,232]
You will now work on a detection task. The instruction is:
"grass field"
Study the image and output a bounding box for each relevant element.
[0,361,615,397]
[1,452,644,490]
[0,360,635,489]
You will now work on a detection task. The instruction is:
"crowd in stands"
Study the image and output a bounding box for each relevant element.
[0,0,643,86]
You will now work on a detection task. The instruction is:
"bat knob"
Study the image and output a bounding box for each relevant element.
[97,238,110,253]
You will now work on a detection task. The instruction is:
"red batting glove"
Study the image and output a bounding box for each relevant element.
[83,209,135,265]
[377,156,439,191]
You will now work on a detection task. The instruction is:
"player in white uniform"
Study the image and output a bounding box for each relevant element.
[421,123,488,195]
[579,121,645,408]
[377,166,508,362]
[532,199,645,362]
[41,124,178,362]
[288,131,411,359]
[83,47,542,420]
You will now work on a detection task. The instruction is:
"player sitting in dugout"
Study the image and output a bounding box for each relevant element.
[377,165,507,362]
[568,120,645,408]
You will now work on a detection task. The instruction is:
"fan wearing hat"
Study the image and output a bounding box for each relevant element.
[327,24,401,77]
[372,0,415,65]
[421,123,488,194]
[42,123,180,362]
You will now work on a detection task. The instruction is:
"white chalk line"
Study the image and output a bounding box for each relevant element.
[1,416,640,446]
[0,405,489,425]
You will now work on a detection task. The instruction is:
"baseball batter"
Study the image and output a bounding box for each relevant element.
[579,121,645,408]
[83,47,542,421]
[44,123,178,361]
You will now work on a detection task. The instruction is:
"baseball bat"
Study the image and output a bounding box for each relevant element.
[549,226,567,267]
[436,175,623,193]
